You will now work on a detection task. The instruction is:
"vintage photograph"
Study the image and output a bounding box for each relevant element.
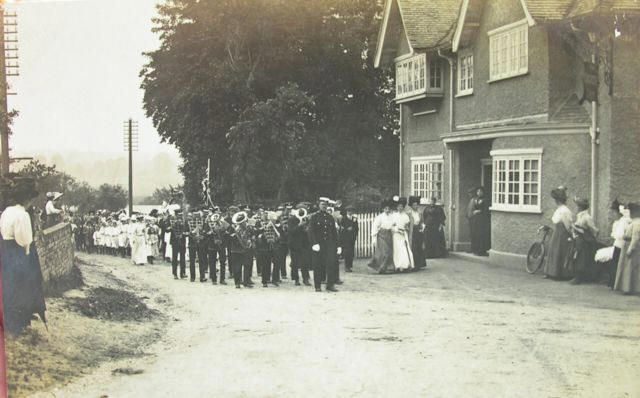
[0,0,638,397]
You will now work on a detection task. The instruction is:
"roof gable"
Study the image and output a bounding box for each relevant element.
[375,0,463,68]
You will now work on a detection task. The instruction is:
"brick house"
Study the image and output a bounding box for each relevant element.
[375,0,640,265]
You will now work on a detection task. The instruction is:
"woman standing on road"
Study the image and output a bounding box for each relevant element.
[423,196,447,258]
[390,197,414,272]
[569,197,599,285]
[467,187,490,256]
[544,187,574,280]
[0,174,47,335]
[614,203,640,295]
[368,199,394,274]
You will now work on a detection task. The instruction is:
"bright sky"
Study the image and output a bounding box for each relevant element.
[6,0,179,161]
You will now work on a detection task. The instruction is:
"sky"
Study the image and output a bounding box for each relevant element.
[6,0,180,162]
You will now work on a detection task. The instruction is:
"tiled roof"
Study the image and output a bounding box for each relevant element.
[525,0,576,20]
[397,0,464,49]
[524,0,640,20]
[567,0,640,18]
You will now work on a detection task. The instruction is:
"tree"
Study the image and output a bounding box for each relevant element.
[140,184,184,205]
[141,0,398,205]
[94,184,128,211]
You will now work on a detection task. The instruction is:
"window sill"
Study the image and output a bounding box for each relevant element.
[489,206,542,214]
[395,93,427,104]
[455,90,473,98]
[487,70,529,84]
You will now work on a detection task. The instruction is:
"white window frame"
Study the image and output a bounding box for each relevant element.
[428,59,443,92]
[488,19,528,82]
[395,53,427,100]
[490,148,542,213]
[457,52,474,96]
[411,156,444,203]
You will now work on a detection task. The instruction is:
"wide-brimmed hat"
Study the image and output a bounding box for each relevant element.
[408,196,421,206]
[395,196,407,206]
[318,197,331,204]
[232,211,248,224]
[551,186,568,202]
[626,202,640,217]
[53,192,64,201]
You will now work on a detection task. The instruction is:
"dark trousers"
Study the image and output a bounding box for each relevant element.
[189,246,207,281]
[257,250,274,284]
[343,243,355,271]
[313,241,337,289]
[290,249,310,282]
[274,246,287,278]
[171,244,186,277]
[208,247,227,282]
[230,252,252,286]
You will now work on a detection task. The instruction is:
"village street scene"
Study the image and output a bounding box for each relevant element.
[0,0,639,397]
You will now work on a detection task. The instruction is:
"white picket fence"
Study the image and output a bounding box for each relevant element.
[354,212,381,259]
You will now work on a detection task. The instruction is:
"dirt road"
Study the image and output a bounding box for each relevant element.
[31,252,640,398]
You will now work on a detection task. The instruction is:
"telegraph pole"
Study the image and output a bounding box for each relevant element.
[123,119,138,216]
[0,6,18,176]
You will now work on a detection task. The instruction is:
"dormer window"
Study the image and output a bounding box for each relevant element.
[395,53,444,102]
[488,19,528,82]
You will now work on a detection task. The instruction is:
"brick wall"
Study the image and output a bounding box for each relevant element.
[35,222,75,285]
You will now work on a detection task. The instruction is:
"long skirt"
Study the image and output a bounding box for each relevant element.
[424,223,446,258]
[1,238,46,335]
[411,227,426,268]
[544,222,574,279]
[146,237,160,258]
[368,230,394,273]
[164,233,173,259]
[470,215,490,254]
[614,241,640,294]
[393,230,414,271]
[572,234,598,282]
[131,237,148,265]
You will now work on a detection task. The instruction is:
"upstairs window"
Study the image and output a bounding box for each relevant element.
[429,59,442,90]
[488,19,528,82]
[395,53,426,100]
[458,53,473,95]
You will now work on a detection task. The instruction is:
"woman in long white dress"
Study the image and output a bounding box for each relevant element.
[391,197,414,271]
[131,216,148,265]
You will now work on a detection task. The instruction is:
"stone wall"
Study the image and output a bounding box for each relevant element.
[35,222,75,285]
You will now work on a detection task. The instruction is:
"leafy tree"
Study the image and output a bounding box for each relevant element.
[140,184,184,205]
[141,0,398,205]
[94,184,128,211]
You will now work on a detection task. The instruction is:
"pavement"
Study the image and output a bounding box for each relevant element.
[33,252,640,398]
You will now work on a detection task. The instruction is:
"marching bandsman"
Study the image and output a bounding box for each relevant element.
[187,211,207,282]
[308,197,342,292]
[339,205,359,273]
[254,211,279,287]
[169,211,187,279]
[288,206,311,286]
[204,208,229,285]
[227,211,255,289]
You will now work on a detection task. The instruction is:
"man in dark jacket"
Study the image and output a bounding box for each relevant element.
[288,209,311,286]
[169,211,187,279]
[308,197,341,292]
[339,205,359,272]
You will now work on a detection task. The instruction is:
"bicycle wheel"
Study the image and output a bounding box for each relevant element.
[526,242,545,274]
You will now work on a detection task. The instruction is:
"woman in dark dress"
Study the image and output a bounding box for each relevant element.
[423,197,447,258]
[543,187,574,279]
[570,197,599,285]
[407,196,426,268]
[467,187,490,256]
[0,175,47,335]
[368,200,394,273]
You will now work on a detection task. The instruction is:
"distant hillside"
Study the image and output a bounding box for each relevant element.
[29,151,183,197]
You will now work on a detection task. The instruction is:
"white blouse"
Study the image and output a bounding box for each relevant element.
[407,209,421,226]
[612,216,632,249]
[551,205,573,231]
[371,212,394,237]
[0,205,34,254]
[390,211,411,233]
[575,210,599,237]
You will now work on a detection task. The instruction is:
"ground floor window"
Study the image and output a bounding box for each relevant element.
[411,156,443,202]
[490,148,542,213]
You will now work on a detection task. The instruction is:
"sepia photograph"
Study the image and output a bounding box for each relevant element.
[0,0,638,397]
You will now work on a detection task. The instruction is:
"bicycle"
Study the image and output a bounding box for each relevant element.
[526,225,552,274]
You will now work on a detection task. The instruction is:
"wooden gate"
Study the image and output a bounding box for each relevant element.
[354,212,381,259]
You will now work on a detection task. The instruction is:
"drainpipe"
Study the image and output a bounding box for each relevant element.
[399,105,403,196]
[439,49,456,250]
[590,52,598,222]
